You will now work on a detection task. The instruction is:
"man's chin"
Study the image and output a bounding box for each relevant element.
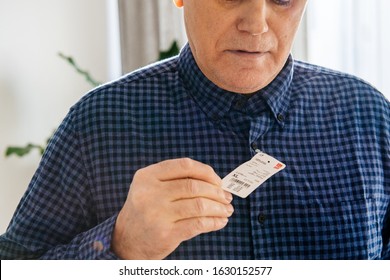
[217,77,268,94]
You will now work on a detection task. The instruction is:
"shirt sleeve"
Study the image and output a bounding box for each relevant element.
[381,98,390,260]
[0,109,120,259]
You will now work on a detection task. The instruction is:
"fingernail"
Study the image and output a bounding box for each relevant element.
[224,192,233,203]
[218,218,229,227]
[226,204,234,215]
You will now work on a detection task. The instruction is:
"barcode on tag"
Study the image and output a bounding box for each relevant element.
[222,152,286,198]
[229,178,251,188]
[225,178,252,192]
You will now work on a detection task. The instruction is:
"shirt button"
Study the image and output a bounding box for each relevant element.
[251,142,258,150]
[234,99,247,110]
[258,213,267,225]
[277,113,285,122]
[211,114,220,122]
[251,143,261,153]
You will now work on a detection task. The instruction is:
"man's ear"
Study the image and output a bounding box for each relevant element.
[173,0,184,8]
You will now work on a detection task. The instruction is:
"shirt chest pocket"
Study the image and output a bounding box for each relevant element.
[304,197,382,259]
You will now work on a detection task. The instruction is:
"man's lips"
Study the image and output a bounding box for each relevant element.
[233,50,263,53]
[226,49,268,58]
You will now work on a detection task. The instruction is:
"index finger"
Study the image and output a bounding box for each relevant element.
[150,158,222,186]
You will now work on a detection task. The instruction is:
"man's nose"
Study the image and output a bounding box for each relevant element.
[237,1,269,35]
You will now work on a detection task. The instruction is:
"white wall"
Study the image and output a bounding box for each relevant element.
[0,0,110,233]
[305,0,390,98]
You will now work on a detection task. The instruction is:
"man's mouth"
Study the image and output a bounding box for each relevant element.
[227,49,268,58]
[236,50,261,53]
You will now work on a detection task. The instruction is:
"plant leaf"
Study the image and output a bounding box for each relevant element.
[158,41,180,61]
[5,144,45,157]
[58,52,101,87]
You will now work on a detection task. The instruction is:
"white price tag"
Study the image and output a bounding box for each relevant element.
[222,152,286,198]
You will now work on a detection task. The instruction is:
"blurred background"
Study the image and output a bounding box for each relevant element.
[0,0,389,233]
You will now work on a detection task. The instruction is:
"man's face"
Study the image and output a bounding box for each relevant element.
[179,0,307,94]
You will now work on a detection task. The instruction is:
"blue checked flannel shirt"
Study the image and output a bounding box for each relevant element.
[0,43,389,259]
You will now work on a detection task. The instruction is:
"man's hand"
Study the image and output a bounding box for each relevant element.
[111,158,234,259]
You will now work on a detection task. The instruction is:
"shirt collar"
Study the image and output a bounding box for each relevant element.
[178,43,294,126]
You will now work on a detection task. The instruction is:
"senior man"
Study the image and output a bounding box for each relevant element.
[0,0,389,259]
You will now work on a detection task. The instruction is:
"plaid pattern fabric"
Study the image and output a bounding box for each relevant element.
[0,44,389,259]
